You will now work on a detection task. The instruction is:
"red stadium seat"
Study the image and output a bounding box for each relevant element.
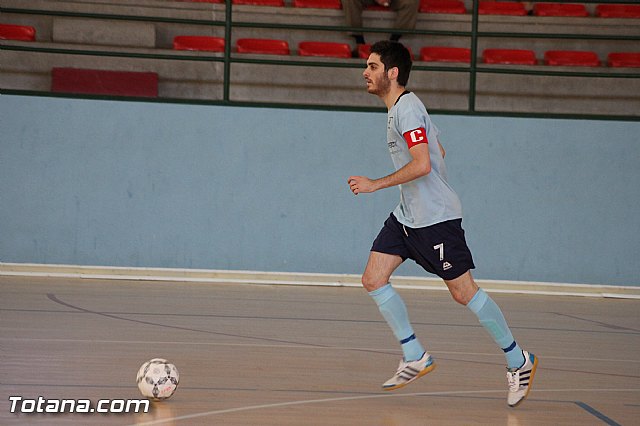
[173,36,225,52]
[595,4,640,18]
[232,0,285,5]
[478,1,527,16]
[533,3,589,17]
[419,0,466,14]
[544,50,600,67]
[51,68,159,97]
[0,23,36,41]
[298,41,352,58]
[358,44,371,59]
[236,38,290,55]
[293,0,342,9]
[607,52,640,68]
[420,46,471,63]
[483,48,537,65]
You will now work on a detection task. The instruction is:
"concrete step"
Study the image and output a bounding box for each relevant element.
[2,261,639,298]
[52,17,156,48]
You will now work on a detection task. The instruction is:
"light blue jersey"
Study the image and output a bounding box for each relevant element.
[387,92,463,228]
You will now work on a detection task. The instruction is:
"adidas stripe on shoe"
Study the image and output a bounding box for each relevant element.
[382,352,435,391]
[507,350,538,407]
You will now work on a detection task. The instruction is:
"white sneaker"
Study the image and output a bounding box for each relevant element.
[507,350,538,407]
[382,352,435,391]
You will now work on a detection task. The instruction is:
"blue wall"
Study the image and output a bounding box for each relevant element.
[1,95,639,286]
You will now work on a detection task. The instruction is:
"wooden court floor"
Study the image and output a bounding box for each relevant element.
[1,275,639,425]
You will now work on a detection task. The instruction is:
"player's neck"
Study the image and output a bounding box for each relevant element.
[382,85,407,110]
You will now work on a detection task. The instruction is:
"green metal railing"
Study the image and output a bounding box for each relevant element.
[1,0,639,121]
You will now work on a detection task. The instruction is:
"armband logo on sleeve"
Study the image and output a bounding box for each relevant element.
[403,128,428,149]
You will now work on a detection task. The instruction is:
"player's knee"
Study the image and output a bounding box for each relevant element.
[449,289,468,305]
[361,273,385,292]
[445,271,478,305]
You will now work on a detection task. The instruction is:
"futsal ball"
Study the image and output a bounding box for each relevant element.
[136,358,180,400]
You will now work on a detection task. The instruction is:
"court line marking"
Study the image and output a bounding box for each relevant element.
[6,305,638,336]
[575,401,622,426]
[550,312,640,332]
[3,337,640,364]
[37,295,640,379]
[45,293,337,349]
[129,388,640,426]
[49,293,639,372]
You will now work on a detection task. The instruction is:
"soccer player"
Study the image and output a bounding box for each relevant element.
[347,41,538,407]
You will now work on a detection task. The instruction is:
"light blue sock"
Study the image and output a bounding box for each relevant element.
[467,288,525,369]
[369,284,425,361]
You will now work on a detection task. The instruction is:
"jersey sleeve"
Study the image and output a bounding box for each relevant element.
[397,97,430,149]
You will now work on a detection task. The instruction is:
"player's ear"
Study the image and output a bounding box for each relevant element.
[388,66,399,81]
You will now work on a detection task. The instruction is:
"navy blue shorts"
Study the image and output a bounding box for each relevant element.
[371,213,475,281]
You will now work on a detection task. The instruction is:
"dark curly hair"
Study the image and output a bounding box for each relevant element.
[369,41,412,87]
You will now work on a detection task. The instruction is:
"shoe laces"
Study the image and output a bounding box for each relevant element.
[396,360,409,374]
[506,370,519,391]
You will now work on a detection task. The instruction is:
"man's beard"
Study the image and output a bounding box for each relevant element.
[369,74,391,97]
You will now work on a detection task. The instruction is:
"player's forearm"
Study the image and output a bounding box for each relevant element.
[373,159,430,191]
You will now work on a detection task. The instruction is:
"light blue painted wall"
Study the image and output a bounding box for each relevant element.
[1,95,639,286]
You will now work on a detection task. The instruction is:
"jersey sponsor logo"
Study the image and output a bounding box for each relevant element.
[403,128,428,149]
[387,140,401,154]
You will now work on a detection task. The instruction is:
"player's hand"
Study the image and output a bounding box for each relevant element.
[348,176,376,195]
[374,0,391,7]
